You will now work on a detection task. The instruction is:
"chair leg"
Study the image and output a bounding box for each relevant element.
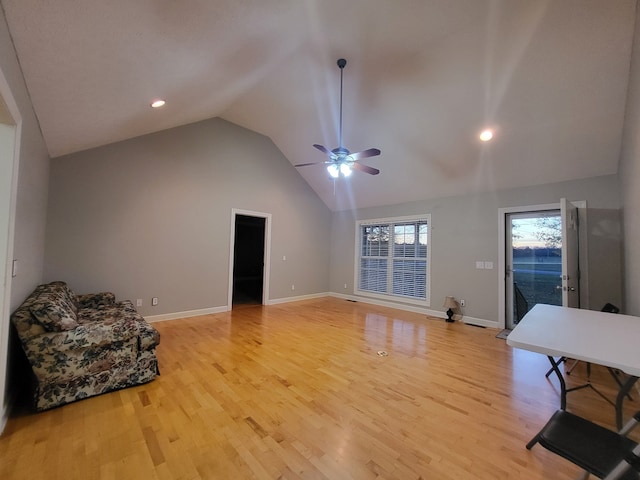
[526,434,540,450]
[565,359,580,375]
[608,368,633,401]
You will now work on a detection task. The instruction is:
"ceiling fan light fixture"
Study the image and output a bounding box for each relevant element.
[150,99,166,108]
[327,164,340,178]
[340,163,352,177]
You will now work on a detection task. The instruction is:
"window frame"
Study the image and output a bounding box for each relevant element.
[354,214,431,306]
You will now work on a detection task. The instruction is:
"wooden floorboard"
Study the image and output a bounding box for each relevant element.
[1,297,638,479]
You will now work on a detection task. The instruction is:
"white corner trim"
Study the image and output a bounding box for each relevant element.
[144,305,229,323]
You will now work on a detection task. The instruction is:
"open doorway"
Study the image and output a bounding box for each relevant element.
[232,215,265,305]
[228,209,271,308]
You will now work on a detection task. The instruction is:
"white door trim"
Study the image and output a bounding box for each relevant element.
[0,63,23,434]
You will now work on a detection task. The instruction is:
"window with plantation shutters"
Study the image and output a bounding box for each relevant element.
[356,215,431,305]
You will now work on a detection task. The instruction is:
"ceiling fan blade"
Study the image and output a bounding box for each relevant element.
[313,144,332,156]
[352,162,380,175]
[350,148,381,161]
[294,162,322,167]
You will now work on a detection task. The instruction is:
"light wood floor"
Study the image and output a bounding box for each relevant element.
[1,297,638,479]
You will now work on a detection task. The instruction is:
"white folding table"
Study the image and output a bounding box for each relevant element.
[507,304,640,428]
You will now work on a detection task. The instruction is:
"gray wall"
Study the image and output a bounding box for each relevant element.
[619,4,640,316]
[45,118,331,315]
[330,175,622,323]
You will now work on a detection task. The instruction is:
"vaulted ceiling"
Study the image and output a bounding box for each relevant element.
[2,0,636,210]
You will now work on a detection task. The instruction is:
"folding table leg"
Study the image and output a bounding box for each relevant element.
[546,356,567,410]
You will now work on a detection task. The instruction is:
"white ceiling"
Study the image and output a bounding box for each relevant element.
[2,0,636,210]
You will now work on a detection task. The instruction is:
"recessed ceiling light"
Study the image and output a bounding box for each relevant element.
[479,129,494,142]
[150,99,166,108]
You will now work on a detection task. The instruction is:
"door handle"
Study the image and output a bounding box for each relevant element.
[557,286,576,292]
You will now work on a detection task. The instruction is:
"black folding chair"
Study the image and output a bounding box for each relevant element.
[527,409,640,479]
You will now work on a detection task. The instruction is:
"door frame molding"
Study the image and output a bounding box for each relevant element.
[497,201,588,329]
[227,208,272,308]
[0,63,22,434]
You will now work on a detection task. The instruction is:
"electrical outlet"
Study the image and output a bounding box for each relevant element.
[460,299,466,307]
[291,284,295,291]
[152,297,158,306]
[136,299,142,307]
[344,283,347,289]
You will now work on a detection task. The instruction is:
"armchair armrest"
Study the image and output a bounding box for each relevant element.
[76,292,116,309]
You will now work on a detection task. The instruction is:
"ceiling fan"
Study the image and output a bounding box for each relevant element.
[295,58,381,177]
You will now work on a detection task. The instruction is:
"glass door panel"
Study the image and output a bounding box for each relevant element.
[506,210,563,328]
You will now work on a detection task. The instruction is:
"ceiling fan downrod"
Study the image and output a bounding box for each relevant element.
[337,58,346,149]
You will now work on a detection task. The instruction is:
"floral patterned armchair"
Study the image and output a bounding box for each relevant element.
[10,281,160,411]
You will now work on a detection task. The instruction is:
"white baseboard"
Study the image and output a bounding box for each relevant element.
[145,305,229,323]
[267,292,331,305]
[330,292,497,328]
[143,293,497,330]
[0,404,7,436]
[461,316,499,329]
[329,292,439,316]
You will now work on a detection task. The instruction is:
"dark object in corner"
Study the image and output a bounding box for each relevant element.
[602,302,620,314]
[445,308,454,322]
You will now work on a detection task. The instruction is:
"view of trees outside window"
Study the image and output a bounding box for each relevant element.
[512,214,562,315]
